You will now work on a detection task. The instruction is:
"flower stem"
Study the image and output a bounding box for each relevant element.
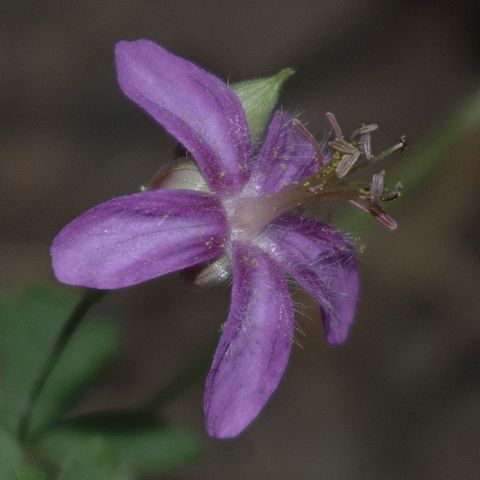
[17,288,107,443]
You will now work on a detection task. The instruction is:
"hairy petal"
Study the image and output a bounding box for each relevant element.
[266,213,359,345]
[116,39,251,193]
[246,110,320,195]
[204,242,294,438]
[51,189,228,289]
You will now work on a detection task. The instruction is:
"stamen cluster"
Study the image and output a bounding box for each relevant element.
[293,113,405,229]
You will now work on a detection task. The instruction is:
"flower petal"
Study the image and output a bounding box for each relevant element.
[204,242,294,438]
[266,213,359,345]
[115,40,251,193]
[246,110,320,195]
[51,189,228,289]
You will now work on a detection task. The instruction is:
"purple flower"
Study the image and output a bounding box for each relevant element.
[51,40,400,438]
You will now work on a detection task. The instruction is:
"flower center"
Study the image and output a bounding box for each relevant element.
[224,186,306,239]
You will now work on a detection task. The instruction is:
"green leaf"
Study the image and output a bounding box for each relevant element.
[232,67,295,143]
[36,412,201,476]
[0,428,50,479]
[57,437,131,480]
[14,465,50,480]
[0,287,119,437]
[0,427,24,477]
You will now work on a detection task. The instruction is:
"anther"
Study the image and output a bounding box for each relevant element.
[336,151,361,178]
[370,170,385,204]
[292,119,328,165]
[329,138,358,154]
[361,132,372,160]
[350,123,378,140]
[349,200,398,230]
[326,112,343,139]
[381,181,403,201]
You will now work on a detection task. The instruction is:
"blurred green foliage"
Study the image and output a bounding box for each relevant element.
[0,428,50,479]
[0,287,201,479]
[56,437,131,480]
[38,414,200,476]
[0,287,119,437]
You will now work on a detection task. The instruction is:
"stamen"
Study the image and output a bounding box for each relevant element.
[350,123,378,140]
[381,181,403,201]
[288,114,403,231]
[349,200,398,230]
[336,151,361,178]
[370,170,385,203]
[361,132,372,160]
[326,112,343,139]
[329,138,357,154]
[368,204,398,230]
[291,119,328,165]
[371,135,407,163]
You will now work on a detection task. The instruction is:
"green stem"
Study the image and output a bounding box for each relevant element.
[17,288,106,443]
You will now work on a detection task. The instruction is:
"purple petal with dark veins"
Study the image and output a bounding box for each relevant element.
[266,213,359,345]
[204,242,294,438]
[246,110,320,195]
[51,189,228,289]
[115,40,251,193]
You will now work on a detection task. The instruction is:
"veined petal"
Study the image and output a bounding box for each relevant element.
[266,214,359,345]
[51,189,228,289]
[115,40,251,193]
[246,110,320,195]
[204,242,294,438]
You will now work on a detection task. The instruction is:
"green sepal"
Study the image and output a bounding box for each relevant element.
[232,67,295,143]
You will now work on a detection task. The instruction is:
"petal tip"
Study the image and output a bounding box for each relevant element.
[114,38,152,53]
[114,39,138,61]
[114,39,164,78]
[206,426,241,440]
[324,327,349,346]
[204,407,255,440]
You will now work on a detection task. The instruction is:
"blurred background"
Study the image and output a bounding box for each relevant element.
[1,0,480,478]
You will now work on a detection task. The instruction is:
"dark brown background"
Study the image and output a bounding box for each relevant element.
[1,1,479,479]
